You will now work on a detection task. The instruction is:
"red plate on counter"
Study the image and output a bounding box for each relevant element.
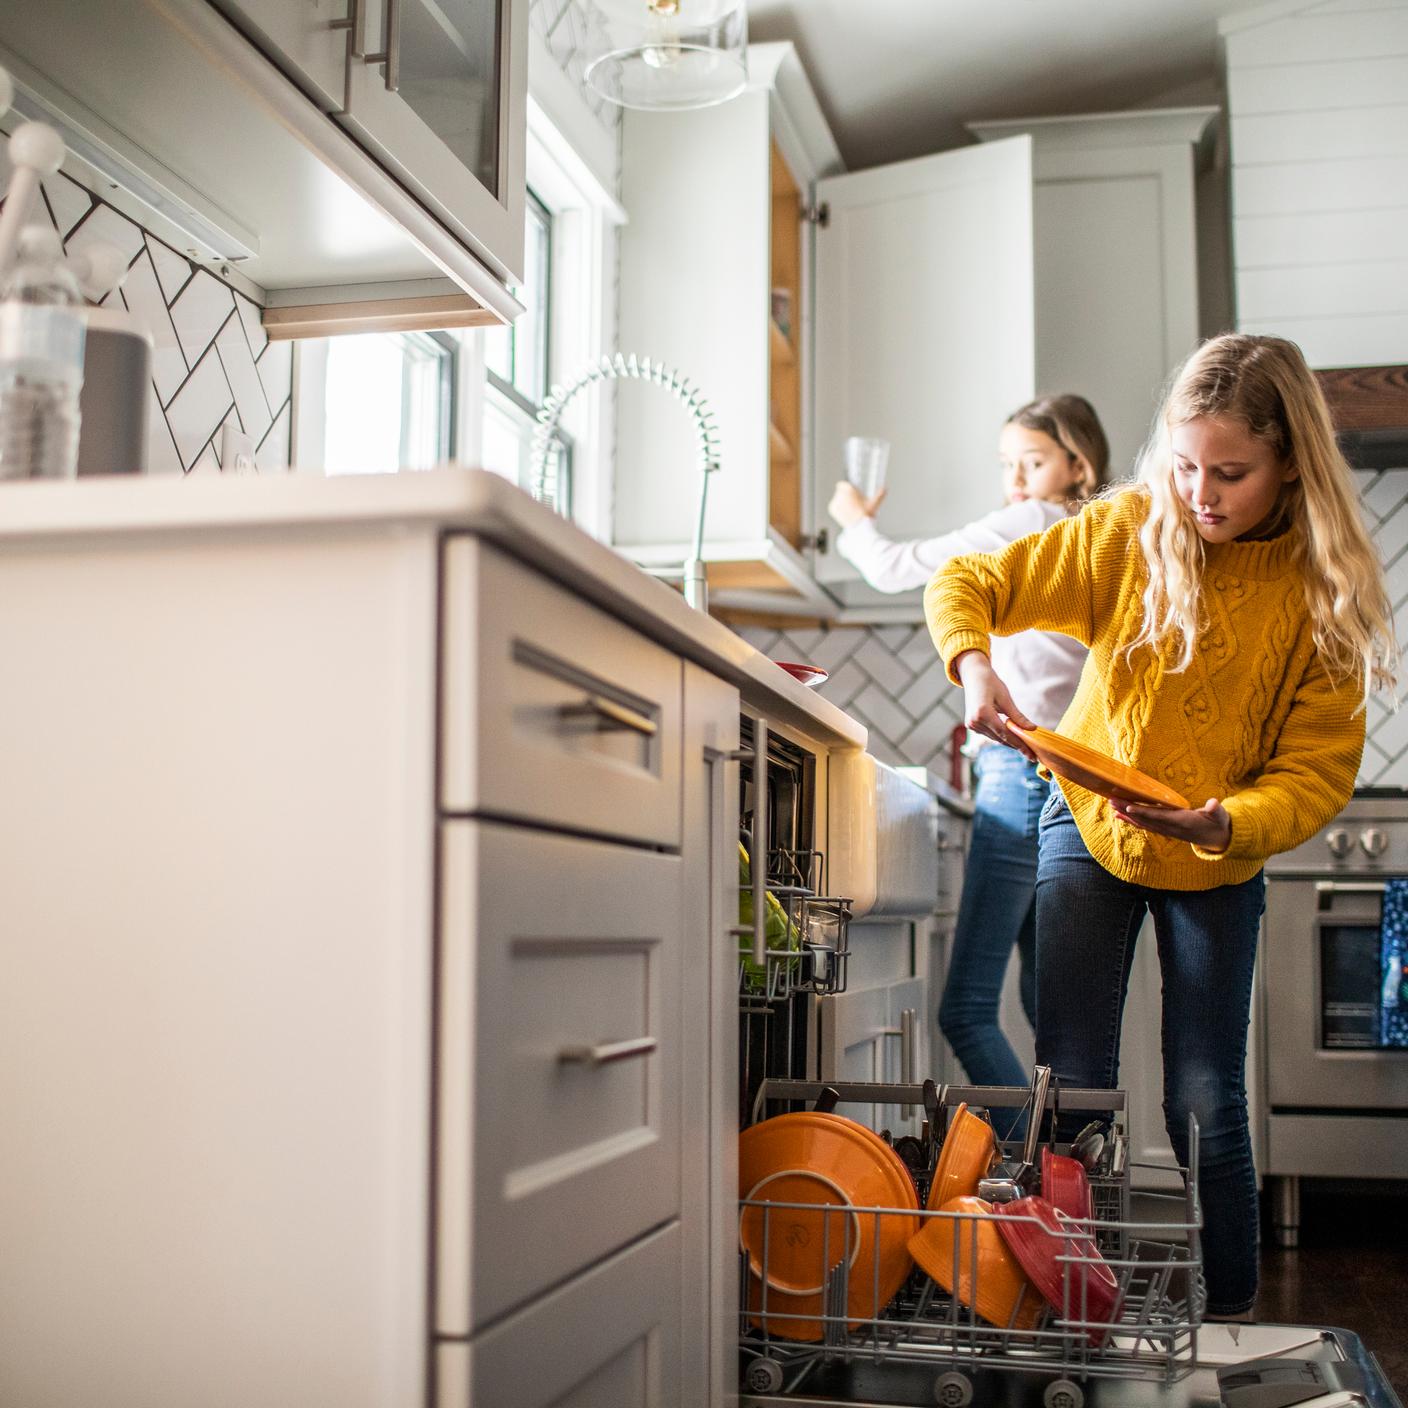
[775,661,829,688]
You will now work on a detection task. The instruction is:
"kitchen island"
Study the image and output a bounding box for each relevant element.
[0,468,862,1408]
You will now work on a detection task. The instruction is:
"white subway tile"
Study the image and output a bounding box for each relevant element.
[146,236,192,304]
[121,251,187,406]
[166,348,233,470]
[170,269,235,366]
[216,313,272,442]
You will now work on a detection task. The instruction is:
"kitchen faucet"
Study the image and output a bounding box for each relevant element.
[529,352,721,612]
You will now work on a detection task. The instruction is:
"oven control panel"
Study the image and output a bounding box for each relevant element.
[1264,796,1408,875]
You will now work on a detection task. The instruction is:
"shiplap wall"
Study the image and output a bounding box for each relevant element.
[1222,0,1408,367]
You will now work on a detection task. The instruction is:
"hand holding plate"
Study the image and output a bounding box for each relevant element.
[1113,797,1231,852]
[953,651,1037,759]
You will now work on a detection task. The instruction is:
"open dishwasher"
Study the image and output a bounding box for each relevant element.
[732,1077,1403,1408]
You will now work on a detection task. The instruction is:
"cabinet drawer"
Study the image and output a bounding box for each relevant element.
[435,1222,683,1408]
[435,821,684,1333]
[440,538,682,848]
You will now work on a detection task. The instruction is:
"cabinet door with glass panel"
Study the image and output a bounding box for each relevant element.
[211,0,528,282]
[341,0,528,281]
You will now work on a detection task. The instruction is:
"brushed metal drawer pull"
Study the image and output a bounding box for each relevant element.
[558,694,658,738]
[558,1036,658,1067]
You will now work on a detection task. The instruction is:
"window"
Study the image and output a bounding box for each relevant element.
[296,331,458,476]
[478,191,572,512]
[289,102,619,540]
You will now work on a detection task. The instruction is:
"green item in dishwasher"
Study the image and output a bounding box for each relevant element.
[738,841,802,988]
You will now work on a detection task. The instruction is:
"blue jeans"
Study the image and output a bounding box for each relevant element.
[1034,790,1264,1316]
[939,748,1048,1116]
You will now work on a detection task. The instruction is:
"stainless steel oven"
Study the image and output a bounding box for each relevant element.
[1262,791,1408,1245]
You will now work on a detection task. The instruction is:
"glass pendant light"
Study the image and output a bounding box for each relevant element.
[583,0,748,112]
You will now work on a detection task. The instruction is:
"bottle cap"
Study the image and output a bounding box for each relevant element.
[16,224,63,264]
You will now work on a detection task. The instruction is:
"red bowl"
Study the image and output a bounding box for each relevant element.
[1041,1147,1093,1222]
[775,660,829,688]
[993,1196,1120,1344]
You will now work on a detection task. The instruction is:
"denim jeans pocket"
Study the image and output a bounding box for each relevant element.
[1039,786,1065,825]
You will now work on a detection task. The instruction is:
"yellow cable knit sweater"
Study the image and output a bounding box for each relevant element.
[924,488,1365,890]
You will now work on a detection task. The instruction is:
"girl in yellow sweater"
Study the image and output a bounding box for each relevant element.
[925,333,1397,1318]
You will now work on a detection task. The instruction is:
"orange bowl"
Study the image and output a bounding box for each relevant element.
[908,1196,1044,1330]
[927,1103,997,1211]
[739,1112,919,1341]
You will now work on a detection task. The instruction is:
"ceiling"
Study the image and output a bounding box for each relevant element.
[746,0,1278,169]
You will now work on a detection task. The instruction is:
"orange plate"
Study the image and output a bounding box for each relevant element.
[908,1195,1044,1330]
[739,1112,919,1341]
[926,1103,997,1212]
[1008,723,1189,810]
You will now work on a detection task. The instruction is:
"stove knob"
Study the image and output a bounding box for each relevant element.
[1326,827,1353,858]
[1360,827,1388,858]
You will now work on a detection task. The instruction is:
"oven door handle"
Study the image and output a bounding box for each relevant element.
[1315,879,1387,894]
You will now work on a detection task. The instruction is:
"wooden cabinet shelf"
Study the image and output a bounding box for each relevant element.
[769,421,795,463]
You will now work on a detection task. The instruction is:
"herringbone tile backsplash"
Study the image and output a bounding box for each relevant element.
[3,168,294,476]
[739,467,1408,789]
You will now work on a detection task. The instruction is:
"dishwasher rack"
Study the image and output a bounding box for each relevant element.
[737,843,853,1011]
[739,1081,1204,1408]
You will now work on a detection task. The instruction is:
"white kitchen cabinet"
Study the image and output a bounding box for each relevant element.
[817,970,926,1139]
[435,821,685,1333]
[0,473,743,1408]
[214,0,527,282]
[0,0,523,332]
[615,43,843,614]
[968,109,1219,490]
[444,1224,686,1408]
[439,537,684,847]
[616,43,1032,619]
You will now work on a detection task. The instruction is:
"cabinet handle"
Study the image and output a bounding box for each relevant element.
[558,1036,658,1067]
[747,721,769,968]
[384,0,400,92]
[882,1009,917,1117]
[558,694,658,738]
[347,0,397,91]
[715,729,767,969]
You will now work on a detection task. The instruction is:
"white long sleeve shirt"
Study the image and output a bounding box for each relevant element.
[836,501,1088,734]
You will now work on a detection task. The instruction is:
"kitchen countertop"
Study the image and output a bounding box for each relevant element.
[0,467,867,749]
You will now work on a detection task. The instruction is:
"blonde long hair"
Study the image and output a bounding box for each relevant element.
[1127,333,1397,695]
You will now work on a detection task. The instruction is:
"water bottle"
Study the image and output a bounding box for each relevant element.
[0,224,85,480]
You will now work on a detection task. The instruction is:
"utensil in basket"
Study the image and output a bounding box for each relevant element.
[978,1064,1050,1203]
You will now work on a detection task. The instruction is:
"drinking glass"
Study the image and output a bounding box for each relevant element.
[844,435,890,499]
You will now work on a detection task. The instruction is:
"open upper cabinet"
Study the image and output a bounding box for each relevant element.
[614,43,1218,622]
[0,0,527,335]
[614,44,1036,620]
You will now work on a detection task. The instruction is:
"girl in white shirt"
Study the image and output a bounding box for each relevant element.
[829,395,1109,1103]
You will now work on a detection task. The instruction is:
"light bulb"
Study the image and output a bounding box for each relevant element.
[595,0,741,26]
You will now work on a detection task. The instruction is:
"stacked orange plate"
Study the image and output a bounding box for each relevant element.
[739,1112,919,1341]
